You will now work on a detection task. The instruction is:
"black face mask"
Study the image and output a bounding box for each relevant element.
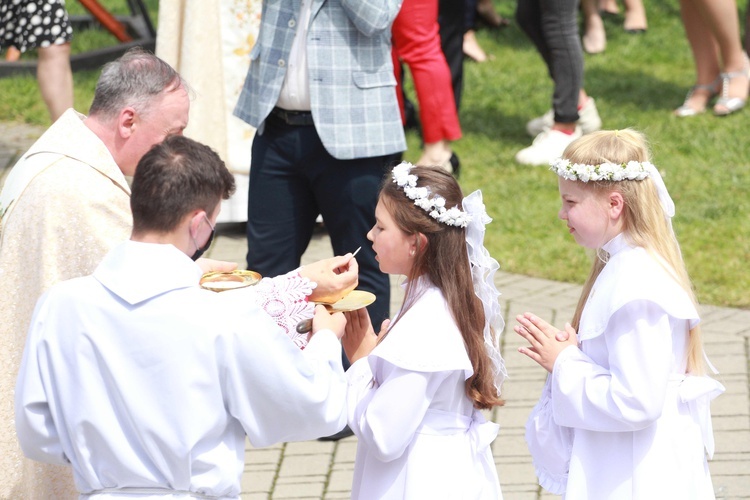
[191,215,215,261]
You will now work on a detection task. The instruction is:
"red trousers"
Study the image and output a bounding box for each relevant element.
[392,0,462,144]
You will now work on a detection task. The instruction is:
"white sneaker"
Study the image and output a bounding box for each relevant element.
[515,128,583,166]
[525,98,603,137]
[525,109,554,137]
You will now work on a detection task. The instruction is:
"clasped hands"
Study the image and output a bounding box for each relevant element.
[514,312,579,373]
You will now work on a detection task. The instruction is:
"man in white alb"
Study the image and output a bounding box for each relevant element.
[15,136,350,499]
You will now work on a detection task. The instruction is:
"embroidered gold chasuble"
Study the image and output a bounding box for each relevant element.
[0,109,132,499]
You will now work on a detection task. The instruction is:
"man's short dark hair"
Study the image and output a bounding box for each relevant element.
[130,136,236,234]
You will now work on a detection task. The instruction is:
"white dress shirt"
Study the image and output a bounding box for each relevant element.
[276,0,312,111]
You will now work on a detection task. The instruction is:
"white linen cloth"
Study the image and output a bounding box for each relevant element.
[346,280,502,499]
[525,233,724,499]
[15,241,347,499]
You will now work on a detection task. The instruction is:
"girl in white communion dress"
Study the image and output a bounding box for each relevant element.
[342,163,507,499]
[515,129,725,499]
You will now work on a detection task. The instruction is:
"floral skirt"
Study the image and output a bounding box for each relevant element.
[0,0,73,52]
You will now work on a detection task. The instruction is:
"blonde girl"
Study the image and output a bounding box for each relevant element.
[342,163,506,499]
[515,129,724,499]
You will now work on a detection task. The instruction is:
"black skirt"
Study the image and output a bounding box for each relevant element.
[1,0,73,52]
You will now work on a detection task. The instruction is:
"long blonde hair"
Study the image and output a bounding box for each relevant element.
[563,130,704,374]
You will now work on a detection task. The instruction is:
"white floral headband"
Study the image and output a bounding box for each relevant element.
[550,157,676,218]
[550,158,653,182]
[391,162,472,228]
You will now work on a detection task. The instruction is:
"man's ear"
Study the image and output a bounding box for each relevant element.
[117,107,137,139]
[187,210,206,237]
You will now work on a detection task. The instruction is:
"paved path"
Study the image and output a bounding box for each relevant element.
[2,122,749,499]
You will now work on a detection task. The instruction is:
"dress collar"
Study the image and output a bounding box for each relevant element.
[94,240,203,305]
[601,232,630,257]
[25,109,130,195]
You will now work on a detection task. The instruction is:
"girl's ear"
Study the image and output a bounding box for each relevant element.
[412,232,428,255]
[607,191,625,220]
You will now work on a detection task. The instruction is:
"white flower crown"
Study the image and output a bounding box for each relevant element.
[391,162,472,228]
[550,158,655,182]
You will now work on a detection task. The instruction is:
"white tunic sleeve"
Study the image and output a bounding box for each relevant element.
[14,296,69,466]
[346,357,451,462]
[552,301,673,432]
[525,376,573,495]
[216,313,347,447]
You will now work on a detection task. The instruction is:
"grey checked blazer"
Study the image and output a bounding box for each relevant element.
[234,0,407,160]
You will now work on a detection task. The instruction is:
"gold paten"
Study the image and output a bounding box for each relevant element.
[200,270,262,292]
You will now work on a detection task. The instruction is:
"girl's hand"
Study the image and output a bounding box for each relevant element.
[342,308,385,364]
[311,305,346,339]
[514,312,578,373]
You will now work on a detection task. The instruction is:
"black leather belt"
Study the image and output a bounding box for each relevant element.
[270,107,315,126]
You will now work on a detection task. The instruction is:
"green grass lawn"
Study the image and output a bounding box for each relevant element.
[1,0,748,308]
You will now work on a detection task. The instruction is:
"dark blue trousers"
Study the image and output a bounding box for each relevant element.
[247,114,397,342]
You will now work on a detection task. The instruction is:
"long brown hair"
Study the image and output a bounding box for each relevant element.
[563,130,705,374]
[379,166,504,409]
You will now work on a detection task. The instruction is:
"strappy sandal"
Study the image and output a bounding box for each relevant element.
[713,64,750,116]
[674,79,720,117]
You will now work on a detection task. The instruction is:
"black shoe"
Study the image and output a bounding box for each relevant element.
[318,425,354,441]
[449,153,461,179]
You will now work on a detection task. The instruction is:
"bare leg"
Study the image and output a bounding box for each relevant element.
[463,30,488,62]
[418,140,453,169]
[5,46,21,61]
[582,0,607,54]
[677,0,722,113]
[598,0,620,15]
[37,43,74,122]
[688,0,748,113]
[623,0,648,31]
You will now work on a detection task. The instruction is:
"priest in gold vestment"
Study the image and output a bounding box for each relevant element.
[0,49,189,499]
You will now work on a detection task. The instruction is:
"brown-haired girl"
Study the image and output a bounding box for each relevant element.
[342,163,506,499]
[515,129,725,498]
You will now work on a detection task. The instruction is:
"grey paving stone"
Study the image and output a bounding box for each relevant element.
[240,468,276,494]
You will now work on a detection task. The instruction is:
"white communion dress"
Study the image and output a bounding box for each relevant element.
[346,279,502,499]
[526,233,724,499]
